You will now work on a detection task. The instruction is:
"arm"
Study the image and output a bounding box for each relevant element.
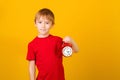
[29,60,36,80]
[63,36,79,53]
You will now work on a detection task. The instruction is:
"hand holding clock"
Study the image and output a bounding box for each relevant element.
[62,36,79,57]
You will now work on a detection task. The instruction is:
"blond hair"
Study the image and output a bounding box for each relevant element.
[34,8,55,25]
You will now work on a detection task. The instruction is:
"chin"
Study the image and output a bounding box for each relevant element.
[40,33,49,35]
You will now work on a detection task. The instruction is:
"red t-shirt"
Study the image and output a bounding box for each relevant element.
[26,35,65,80]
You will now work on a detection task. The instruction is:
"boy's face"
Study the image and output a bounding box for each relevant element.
[35,16,53,36]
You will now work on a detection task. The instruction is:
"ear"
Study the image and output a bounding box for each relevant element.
[50,24,54,28]
[34,22,37,27]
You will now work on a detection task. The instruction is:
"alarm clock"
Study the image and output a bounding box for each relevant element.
[62,43,72,57]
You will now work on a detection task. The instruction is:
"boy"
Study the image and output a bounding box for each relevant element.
[26,8,79,80]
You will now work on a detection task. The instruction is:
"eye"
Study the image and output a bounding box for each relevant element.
[38,21,42,24]
[46,22,49,24]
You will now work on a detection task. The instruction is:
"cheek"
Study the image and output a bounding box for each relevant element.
[46,26,51,29]
[36,24,41,28]
[46,25,52,29]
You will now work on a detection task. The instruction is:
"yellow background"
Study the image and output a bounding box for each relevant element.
[0,0,120,80]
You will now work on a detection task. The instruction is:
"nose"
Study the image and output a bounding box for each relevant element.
[41,22,45,28]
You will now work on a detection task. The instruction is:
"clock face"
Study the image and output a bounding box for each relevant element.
[62,46,72,57]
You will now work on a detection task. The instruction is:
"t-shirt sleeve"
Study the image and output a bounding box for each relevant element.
[56,37,63,57]
[26,43,35,60]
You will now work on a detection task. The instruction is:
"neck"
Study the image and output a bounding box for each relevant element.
[38,34,50,38]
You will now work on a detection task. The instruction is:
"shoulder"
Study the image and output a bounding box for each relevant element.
[28,37,38,47]
[50,35,63,41]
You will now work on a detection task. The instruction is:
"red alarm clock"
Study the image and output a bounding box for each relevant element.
[62,42,73,57]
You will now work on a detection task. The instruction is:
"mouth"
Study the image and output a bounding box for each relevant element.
[40,29,46,31]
